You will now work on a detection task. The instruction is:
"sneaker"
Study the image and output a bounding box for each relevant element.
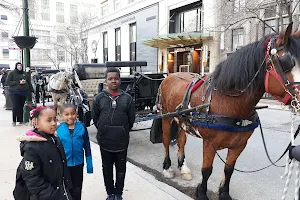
[115,195,123,200]
[106,195,115,200]
[19,122,26,125]
[12,122,16,127]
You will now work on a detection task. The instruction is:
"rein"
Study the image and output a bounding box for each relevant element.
[209,117,300,173]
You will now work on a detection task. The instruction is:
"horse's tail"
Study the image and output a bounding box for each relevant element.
[169,118,179,146]
[154,85,162,113]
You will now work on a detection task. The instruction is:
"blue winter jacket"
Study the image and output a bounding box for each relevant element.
[57,121,93,173]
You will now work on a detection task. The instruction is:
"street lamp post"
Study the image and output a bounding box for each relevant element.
[22,0,32,102]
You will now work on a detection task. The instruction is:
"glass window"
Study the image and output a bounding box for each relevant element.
[129,23,136,43]
[2,49,9,59]
[1,32,8,41]
[234,0,246,13]
[179,8,202,33]
[28,0,35,19]
[103,32,108,62]
[33,29,50,44]
[0,15,7,20]
[57,51,65,61]
[41,0,50,21]
[114,0,120,10]
[264,5,276,18]
[56,2,64,13]
[70,4,78,21]
[56,2,64,23]
[57,35,65,43]
[115,28,121,46]
[115,28,121,61]
[264,19,276,35]
[232,28,244,50]
[103,32,108,48]
[129,23,136,61]
[41,13,50,21]
[101,4,108,16]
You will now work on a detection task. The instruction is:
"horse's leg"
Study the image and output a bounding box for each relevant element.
[162,118,175,179]
[219,144,246,200]
[57,94,67,115]
[52,94,58,113]
[177,129,192,180]
[196,139,216,200]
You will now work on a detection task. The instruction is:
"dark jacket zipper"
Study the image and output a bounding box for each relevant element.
[70,131,74,166]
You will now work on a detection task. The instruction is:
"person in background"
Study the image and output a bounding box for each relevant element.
[92,67,135,200]
[1,69,7,89]
[57,103,93,200]
[6,62,34,126]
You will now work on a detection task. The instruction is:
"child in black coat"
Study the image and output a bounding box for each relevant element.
[13,106,72,200]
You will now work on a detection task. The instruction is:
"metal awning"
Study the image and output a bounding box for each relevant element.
[142,32,213,49]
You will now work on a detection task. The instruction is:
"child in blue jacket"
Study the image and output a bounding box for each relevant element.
[57,103,93,200]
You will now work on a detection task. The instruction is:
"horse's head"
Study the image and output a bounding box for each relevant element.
[54,71,72,90]
[264,22,300,109]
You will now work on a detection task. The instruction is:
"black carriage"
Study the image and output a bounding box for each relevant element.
[73,61,165,115]
[105,61,165,112]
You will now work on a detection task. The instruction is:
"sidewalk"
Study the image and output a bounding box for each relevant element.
[257,98,290,111]
[0,93,192,200]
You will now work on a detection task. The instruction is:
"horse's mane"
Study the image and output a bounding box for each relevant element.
[211,34,300,96]
[211,35,269,96]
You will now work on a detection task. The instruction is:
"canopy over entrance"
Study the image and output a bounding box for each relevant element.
[143,32,213,49]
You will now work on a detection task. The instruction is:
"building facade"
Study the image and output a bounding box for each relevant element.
[0,2,22,69]
[87,0,160,74]
[220,0,300,61]
[0,0,96,70]
[142,0,221,75]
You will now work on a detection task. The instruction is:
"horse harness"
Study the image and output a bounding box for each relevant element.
[171,35,299,136]
[171,75,260,138]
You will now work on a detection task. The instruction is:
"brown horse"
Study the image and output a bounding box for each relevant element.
[158,24,300,200]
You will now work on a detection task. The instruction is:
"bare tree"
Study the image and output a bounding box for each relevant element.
[0,0,19,11]
[52,12,98,64]
[219,0,299,33]
[45,45,63,69]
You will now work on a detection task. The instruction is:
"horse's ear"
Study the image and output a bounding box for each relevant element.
[282,22,293,45]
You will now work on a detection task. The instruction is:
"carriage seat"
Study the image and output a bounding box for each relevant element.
[80,79,105,98]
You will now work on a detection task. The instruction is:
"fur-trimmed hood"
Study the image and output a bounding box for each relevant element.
[17,129,47,142]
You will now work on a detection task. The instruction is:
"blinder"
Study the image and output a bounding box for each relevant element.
[277,52,296,72]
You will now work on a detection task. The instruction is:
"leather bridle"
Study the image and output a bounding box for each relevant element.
[264,36,298,105]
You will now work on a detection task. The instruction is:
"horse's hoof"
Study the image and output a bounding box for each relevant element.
[219,192,232,200]
[181,172,193,180]
[196,195,209,200]
[163,168,175,179]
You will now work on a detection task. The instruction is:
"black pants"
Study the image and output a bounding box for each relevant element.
[100,148,127,196]
[68,164,84,200]
[10,94,27,123]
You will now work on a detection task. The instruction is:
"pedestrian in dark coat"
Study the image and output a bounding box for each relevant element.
[92,67,135,200]
[13,106,72,200]
[6,62,34,126]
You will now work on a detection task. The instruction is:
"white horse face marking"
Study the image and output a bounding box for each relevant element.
[291,63,300,95]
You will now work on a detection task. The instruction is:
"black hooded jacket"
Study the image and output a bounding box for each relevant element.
[92,90,135,152]
[6,62,33,92]
[14,129,72,200]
